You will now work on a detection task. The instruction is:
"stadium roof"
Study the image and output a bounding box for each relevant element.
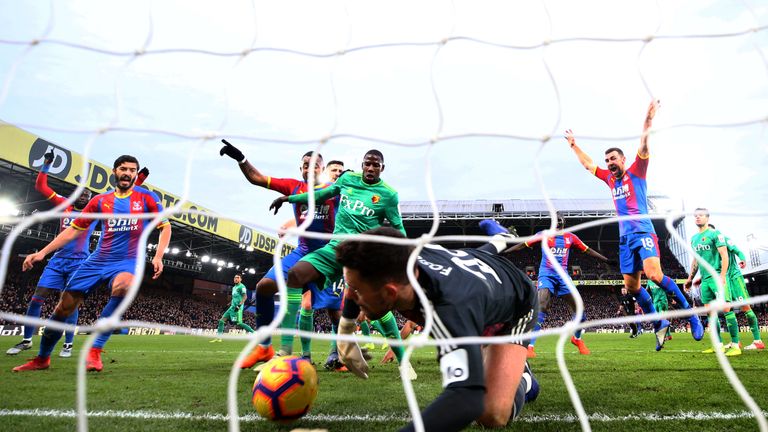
[400,198,666,220]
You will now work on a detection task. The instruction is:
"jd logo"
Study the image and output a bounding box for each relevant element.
[29,139,73,178]
[238,225,252,246]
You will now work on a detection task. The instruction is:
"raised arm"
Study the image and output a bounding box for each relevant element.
[638,100,659,158]
[219,139,269,187]
[565,129,597,173]
[35,152,67,205]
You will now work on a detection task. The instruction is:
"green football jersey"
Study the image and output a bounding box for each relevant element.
[230,283,247,308]
[690,227,726,280]
[724,236,746,279]
[288,171,406,243]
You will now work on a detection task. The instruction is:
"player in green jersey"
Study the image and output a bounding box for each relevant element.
[683,209,741,356]
[251,150,416,379]
[211,274,254,342]
[646,279,672,341]
[722,231,763,350]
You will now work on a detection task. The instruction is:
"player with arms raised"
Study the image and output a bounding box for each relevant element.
[337,227,539,431]
[14,155,170,372]
[499,214,611,357]
[566,100,703,351]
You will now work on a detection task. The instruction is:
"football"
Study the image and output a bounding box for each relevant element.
[251,356,319,422]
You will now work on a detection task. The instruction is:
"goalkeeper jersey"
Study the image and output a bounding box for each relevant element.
[230,283,247,308]
[690,227,726,280]
[287,171,405,242]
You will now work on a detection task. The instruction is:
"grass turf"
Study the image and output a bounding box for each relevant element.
[1,331,767,431]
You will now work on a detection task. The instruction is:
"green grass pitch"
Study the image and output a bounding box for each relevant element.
[1,332,767,431]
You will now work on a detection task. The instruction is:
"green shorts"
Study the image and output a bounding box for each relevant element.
[727,274,749,302]
[700,278,732,305]
[299,242,343,290]
[650,288,668,312]
[221,306,243,323]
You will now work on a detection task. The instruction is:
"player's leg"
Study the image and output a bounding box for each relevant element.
[85,270,135,371]
[641,236,703,341]
[6,286,56,355]
[729,275,763,350]
[323,308,344,370]
[563,292,590,355]
[719,281,742,356]
[234,307,255,333]
[13,290,85,371]
[699,280,727,353]
[60,307,79,358]
[298,290,314,361]
[476,343,530,427]
[625,270,669,351]
[527,280,552,358]
[280,261,323,355]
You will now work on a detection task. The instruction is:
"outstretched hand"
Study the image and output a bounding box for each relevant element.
[564,129,576,147]
[269,196,287,215]
[219,139,245,163]
[43,151,54,165]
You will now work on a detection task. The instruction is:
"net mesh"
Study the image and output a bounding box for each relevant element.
[0,1,767,431]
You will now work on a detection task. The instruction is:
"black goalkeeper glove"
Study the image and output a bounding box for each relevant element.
[43,150,54,165]
[219,139,245,163]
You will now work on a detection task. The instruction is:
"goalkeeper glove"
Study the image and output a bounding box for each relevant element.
[43,151,54,165]
[337,317,370,379]
[219,139,246,163]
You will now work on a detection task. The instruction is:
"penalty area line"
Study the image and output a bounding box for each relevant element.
[1,409,766,423]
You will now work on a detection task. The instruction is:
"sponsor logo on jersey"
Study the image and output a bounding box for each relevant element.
[612,183,631,201]
[106,217,139,232]
[549,247,568,256]
[298,203,332,221]
[340,194,375,217]
[694,243,711,252]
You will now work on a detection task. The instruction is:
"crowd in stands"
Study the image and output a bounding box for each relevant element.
[1,261,764,335]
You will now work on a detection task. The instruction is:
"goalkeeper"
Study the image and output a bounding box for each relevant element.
[211,274,254,341]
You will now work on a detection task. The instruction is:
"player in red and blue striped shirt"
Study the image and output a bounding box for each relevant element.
[219,142,342,367]
[566,100,703,351]
[502,215,610,357]
[14,155,171,373]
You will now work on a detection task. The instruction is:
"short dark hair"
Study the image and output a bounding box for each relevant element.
[694,207,710,216]
[327,160,344,167]
[364,149,384,163]
[113,155,139,169]
[302,151,323,160]
[234,273,243,278]
[604,147,624,156]
[336,227,412,286]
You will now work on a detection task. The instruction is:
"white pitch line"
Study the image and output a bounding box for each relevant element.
[2,409,766,424]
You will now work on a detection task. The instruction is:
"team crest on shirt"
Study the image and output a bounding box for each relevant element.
[132,201,143,211]
[371,195,380,204]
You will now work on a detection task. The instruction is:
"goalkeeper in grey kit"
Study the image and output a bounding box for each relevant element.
[335,220,539,431]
